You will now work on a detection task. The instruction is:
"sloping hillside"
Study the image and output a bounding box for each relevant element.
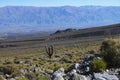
[0,24,120,49]
[49,24,120,40]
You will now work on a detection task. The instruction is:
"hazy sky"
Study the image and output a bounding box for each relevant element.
[0,0,120,7]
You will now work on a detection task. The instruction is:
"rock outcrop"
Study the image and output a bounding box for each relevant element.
[94,73,119,80]
[51,68,65,80]
[50,54,119,80]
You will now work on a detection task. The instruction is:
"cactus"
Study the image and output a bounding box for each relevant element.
[45,45,54,58]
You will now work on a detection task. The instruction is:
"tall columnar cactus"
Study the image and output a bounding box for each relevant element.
[45,45,54,58]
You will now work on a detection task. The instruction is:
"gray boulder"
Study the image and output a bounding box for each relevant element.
[69,70,87,80]
[74,63,80,69]
[51,68,65,80]
[94,73,119,80]
[51,73,64,80]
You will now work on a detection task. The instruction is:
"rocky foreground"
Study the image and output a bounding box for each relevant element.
[50,54,120,80]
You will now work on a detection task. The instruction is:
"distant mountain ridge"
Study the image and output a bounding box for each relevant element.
[0,6,120,33]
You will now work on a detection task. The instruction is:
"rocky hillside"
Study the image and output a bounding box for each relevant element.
[49,24,120,40]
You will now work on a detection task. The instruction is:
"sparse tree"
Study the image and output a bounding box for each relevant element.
[45,45,54,59]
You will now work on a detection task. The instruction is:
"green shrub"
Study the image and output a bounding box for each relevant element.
[63,64,71,71]
[3,61,12,65]
[48,64,55,70]
[53,64,61,71]
[100,39,120,68]
[16,77,28,80]
[0,65,18,75]
[90,59,107,72]
[88,50,96,54]
[25,72,37,80]
[48,64,61,71]
[39,60,45,65]
[45,69,53,73]
[33,58,38,61]
[11,70,21,78]
[37,76,49,80]
[60,57,72,63]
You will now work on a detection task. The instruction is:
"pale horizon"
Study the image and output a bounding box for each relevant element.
[0,0,120,7]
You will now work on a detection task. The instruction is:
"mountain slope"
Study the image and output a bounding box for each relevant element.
[0,6,120,33]
[49,23,120,40]
[1,24,120,42]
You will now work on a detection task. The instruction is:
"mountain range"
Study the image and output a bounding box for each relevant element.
[0,6,120,36]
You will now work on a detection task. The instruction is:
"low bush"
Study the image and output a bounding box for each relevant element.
[60,57,72,63]
[25,72,37,80]
[48,64,55,70]
[16,77,28,80]
[100,39,120,68]
[90,59,107,72]
[39,60,45,65]
[53,64,61,71]
[48,64,61,71]
[37,75,50,80]
[88,50,96,54]
[63,64,71,71]
[0,65,18,75]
